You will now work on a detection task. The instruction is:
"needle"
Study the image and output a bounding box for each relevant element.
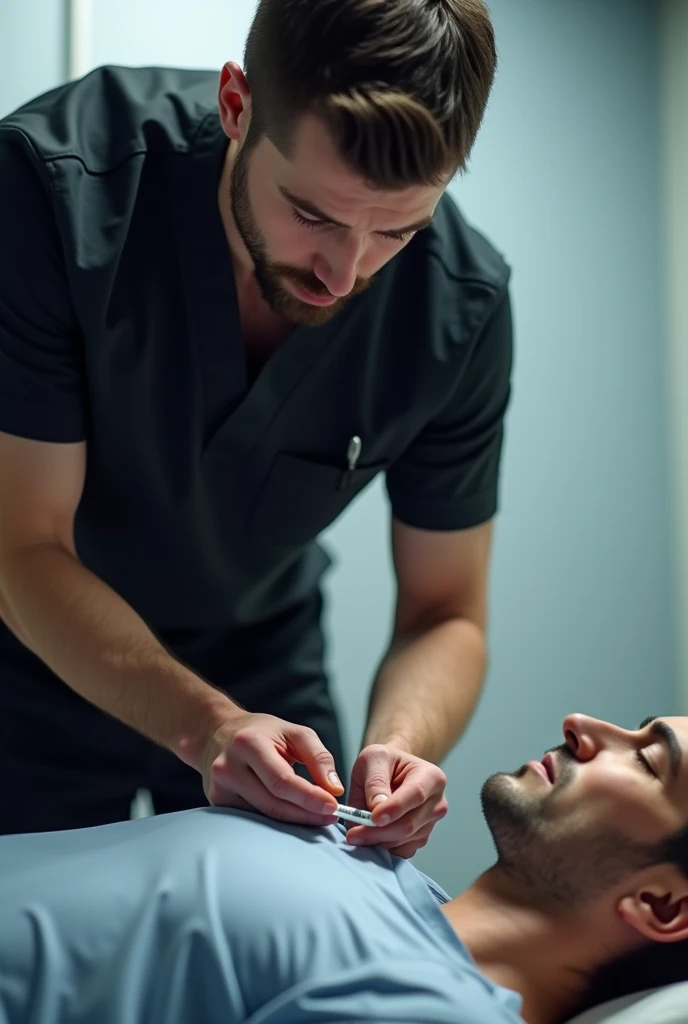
[335,803,376,827]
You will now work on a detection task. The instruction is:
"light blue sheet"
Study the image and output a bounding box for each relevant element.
[0,806,523,1023]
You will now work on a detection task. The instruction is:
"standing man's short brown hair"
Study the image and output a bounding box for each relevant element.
[243,0,497,189]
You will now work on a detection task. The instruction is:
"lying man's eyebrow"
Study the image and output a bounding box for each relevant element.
[278,186,434,235]
[639,716,683,780]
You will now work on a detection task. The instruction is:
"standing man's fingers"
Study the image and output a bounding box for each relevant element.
[209,759,339,826]
[281,722,346,799]
[218,725,340,814]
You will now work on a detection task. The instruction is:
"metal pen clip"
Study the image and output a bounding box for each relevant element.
[338,435,362,490]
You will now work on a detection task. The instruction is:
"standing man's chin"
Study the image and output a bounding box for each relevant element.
[266,287,345,328]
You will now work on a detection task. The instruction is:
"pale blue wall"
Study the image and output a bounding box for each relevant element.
[0,0,65,118]
[1,1,674,894]
[323,0,674,892]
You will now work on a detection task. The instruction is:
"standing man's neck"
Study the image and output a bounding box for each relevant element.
[440,868,611,1024]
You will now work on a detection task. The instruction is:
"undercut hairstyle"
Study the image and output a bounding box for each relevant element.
[243,0,497,188]
[565,824,688,1021]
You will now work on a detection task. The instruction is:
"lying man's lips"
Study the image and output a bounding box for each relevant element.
[542,753,556,782]
[528,760,551,783]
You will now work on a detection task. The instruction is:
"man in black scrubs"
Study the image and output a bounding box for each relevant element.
[0,0,512,856]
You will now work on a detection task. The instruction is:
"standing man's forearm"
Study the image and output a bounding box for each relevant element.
[362,616,487,764]
[0,543,242,770]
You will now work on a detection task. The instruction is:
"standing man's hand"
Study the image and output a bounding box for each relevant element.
[197,712,345,826]
[346,744,449,858]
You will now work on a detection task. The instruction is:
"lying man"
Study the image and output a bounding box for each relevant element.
[1,712,687,1024]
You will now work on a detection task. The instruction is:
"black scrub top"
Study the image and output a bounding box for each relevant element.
[0,67,512,657]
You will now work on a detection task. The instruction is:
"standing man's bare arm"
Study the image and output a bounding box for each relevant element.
[0,432,345,823]
[363,517,493,762]
[0,431,237,770]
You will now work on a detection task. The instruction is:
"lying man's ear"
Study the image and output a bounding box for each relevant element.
[618,867,688,944]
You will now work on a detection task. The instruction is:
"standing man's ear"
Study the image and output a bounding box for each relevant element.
[618,869,688,945]
[218,62,252,143]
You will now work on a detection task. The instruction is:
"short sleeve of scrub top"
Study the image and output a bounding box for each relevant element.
[0,132,87,443]
[386,287,513,531]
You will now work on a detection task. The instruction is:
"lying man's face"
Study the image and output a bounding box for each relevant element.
[481,713,688,910]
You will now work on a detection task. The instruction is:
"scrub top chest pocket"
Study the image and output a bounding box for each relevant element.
[250,444,390,547]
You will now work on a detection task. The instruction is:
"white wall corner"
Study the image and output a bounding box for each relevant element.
[660,0,688,713]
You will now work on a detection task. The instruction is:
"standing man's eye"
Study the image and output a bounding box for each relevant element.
[377,230,416,243]
[291,208,325,230]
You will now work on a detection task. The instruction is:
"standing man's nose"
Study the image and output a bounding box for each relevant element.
[314,235,363,297]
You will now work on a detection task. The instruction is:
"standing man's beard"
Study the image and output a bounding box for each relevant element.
[229,142,371,328]
[479,751,659,912]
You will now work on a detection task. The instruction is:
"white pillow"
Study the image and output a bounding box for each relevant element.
[565,982,688,1024]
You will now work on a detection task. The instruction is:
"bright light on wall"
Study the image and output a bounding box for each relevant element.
[67,0,92,80]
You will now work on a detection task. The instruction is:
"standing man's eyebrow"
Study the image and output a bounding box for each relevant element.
[639,717,683,780]
[277,186,434,235]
